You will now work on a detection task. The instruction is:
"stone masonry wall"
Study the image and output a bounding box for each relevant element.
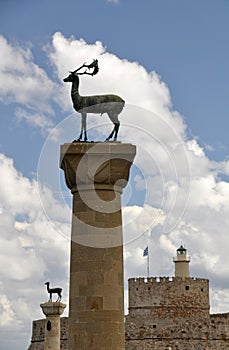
[28,317,68,350]
[125,339,229,350]
[28,319,44,350]
[28,314,229,350]
[128,277,209,319]
[125,314,229,348]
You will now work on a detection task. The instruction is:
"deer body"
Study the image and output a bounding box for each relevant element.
[63,60,125,141]
[45,282,62,302]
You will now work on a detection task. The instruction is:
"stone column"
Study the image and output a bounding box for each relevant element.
[40,302,66,350]
[60,142,136,350]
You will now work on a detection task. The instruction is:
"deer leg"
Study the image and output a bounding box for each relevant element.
[114,122,120,141]
[82,112,88,141]
[76,114,84,141]
[106,114,120,141]
[106,125,115,141]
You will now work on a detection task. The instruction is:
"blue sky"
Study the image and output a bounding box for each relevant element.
[0,1,229,349]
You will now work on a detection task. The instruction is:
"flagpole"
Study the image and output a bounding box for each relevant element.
[147,249,149,278]
[147,229,150,278]
[143,246,149,278]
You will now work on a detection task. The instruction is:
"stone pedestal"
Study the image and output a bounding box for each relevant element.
[40,302,66,350]
[60,142,136,350]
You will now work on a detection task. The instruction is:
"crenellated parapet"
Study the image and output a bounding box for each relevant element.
[129,276,208,283]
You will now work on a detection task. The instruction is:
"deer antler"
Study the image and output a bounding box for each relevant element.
[84,59,99,76]
[73,59,99,76]
[84,59,98,70]
[72,62,87,74]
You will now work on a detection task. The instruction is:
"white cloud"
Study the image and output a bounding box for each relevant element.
[0,152,70,347]
[0,295,16,327]
[205,143,215,152]
[106,0,119,3]
[0,35,57,131]
[187,139,205,157]
[220,160,229,175]
[15,108,54,135]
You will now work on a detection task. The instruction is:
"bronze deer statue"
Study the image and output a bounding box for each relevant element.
[45,282,62,302]
[63,60,125,142]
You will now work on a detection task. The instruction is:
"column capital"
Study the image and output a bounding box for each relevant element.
[40,302,66,317]
[60,142,136,193]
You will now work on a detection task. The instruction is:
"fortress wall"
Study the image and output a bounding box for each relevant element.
[210,313,229,340]
[125,317,211,341]
[125,314,229,349]
[28,317,68,350]
[128,277,209,319]
[28,313,229,349]
[28,285,229,349]
[28,319,45,350]
[125,339,229,350]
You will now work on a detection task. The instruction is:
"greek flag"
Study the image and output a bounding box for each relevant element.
[143,246,148,257]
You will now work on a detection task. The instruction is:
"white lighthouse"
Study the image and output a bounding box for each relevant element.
[173,245,190,279]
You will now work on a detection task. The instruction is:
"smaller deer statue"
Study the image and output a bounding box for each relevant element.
[45,282,62,302]
[63,59,125,142]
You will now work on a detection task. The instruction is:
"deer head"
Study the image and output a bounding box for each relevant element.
[63,59,99,82]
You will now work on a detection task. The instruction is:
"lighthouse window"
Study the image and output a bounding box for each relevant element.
[201,288,204,292]
[185,286,190,291]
